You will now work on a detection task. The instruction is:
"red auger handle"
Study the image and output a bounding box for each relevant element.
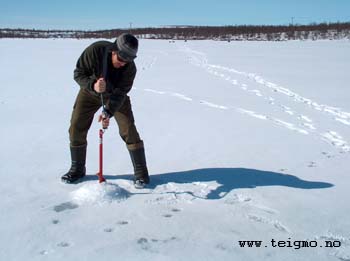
[98,129,106,183]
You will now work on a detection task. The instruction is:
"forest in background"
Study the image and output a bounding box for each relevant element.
[1,22,349,41]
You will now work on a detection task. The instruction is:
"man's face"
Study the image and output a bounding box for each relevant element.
[111,51,127,68]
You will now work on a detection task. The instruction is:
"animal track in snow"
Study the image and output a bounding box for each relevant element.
[273,119,309,135]
[180,45,350,153]
[39,250,49,255]
[103,221,130,232]
[144,89,192,102]
[222,192,287,233]
[170,92,193,101]
[182,45,350,124]
[141,58,350,153]
[52,219,59,224]
[335,118,350,126]
[307,161,317,168]
[143,87,348,153]
[316,233,350,244]
[237,109,268,120]
[142,88,228,110]
[145,86,349,152]
[247,214,290,233]
[279,105,294,115]
[237,108,309,135]
[117,220,129,225]
[301,122,317,130]
[236,108,350,152]
[315,232,350,261]
[321,131,350,152]
[53,202,79,212]
[224,193,279,217]
[199,100,229,110]
[322,151,334,159]
[144,87,309,140]
[57,242,70,248]
[137,236,178,252]
[207,63,350,126]
[248,89,263,97]
[144,88,166,95]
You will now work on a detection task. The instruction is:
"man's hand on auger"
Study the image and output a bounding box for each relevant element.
[98,113,110,129]
[94,77,106,93]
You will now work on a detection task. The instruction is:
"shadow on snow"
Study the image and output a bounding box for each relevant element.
[84,168,333,200]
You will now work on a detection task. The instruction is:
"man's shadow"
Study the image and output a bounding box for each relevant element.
[87,168,333,200]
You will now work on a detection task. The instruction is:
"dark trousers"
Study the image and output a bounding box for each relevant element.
[69,89,144,150]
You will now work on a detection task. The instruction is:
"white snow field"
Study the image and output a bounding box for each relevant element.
[0,38,349,261]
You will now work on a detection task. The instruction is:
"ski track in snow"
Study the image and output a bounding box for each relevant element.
[140,84,349,154]
[141,87,315,137]
[173,45,350,154]
[137,44,350,154]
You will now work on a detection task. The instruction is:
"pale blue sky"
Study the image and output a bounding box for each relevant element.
[0,0,349,30]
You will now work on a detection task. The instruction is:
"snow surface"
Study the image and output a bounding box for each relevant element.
[0,38,349,261]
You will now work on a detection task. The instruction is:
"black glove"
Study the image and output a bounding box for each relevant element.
[102,108,113,119]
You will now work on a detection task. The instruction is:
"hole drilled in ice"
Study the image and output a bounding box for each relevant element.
[71,182,130,205]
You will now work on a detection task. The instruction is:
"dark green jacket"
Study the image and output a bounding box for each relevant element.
[74,40,137,115]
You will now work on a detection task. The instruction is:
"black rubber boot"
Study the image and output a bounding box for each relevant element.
[61,145,87,184]
[129,147,150,188]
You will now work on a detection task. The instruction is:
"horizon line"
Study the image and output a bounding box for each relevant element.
[1,21,350,32]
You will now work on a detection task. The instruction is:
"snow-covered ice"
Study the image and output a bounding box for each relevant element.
[0,38,349,261]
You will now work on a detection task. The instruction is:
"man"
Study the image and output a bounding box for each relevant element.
[62,33,150,188]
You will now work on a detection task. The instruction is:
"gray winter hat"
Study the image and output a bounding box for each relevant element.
[114,33,138,62]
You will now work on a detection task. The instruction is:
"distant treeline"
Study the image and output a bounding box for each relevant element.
[1,22,350,41]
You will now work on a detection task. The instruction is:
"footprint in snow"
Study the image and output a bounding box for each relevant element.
[322,152,334,159]
[163,236,178,243]
[216,243,229,251]
[52,219,59,225]
[247,214,290,233]
[39,250,49,255]
[171,208,181,212]
[308,161,317,168]
[53,202,79,212]
[104,221,130,232]
[138,237,178,251]
[57,242,70,248]
[137,238,152,251]
[117,220,129,225]
[163,214,173,218]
